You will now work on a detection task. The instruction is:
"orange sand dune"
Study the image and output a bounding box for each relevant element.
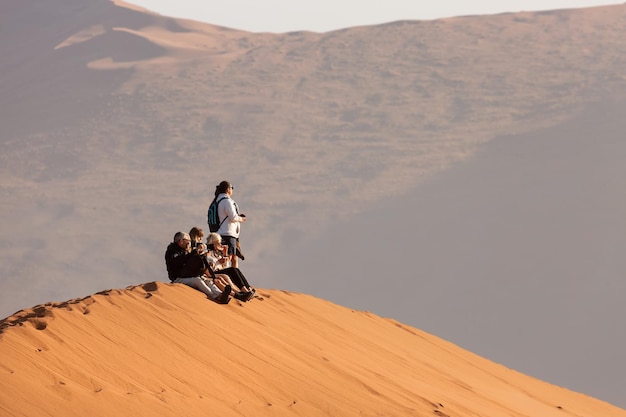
[0,283,623,416]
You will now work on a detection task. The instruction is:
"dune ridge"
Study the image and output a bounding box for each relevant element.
[0,284,624,416]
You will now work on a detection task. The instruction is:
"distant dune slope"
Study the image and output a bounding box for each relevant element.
[0,284,623,417]
[1,2,626,320]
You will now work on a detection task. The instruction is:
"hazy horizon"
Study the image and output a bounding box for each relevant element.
[126,0,619,32]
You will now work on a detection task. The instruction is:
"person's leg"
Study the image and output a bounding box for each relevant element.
[219,267,251,291]
[204,279,231,304]
[215,284,231,304]
[212,274,239,292]
[235,238,244,261]
[222,235,239,268]
[232,267,251,290]
[174,277,221,299]
[210,274,252,301]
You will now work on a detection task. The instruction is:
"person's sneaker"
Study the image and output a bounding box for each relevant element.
[234,291,249,301]
[216,285,231,304]
[244,291,255,302]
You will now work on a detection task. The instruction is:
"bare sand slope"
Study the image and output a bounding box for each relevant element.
[2,1,626,412]
[1,284,623,417]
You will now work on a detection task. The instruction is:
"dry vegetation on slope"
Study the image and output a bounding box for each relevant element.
[1,284,624,417]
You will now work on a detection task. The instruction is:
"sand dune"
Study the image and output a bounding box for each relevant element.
[1,284,623,416]
[2,0,626,410]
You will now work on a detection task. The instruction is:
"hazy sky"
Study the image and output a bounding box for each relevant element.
[127,0,616,32]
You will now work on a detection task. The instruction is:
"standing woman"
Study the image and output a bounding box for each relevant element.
[214,180,247,268]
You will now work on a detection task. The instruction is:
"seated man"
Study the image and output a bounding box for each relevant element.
[164,231,231,304]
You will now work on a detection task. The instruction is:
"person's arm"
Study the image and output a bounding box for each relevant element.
[206,251,219,267]
[225,199,245,222]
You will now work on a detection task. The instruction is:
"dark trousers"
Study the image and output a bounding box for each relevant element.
[217,267,251,290]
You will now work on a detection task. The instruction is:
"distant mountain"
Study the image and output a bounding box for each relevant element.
[2,1,625,211]
[1,283,624,417]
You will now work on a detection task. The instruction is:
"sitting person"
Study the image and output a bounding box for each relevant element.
[206,232,255,296]
[189,226,205,249]
[195,241,254,302]
[164,231,231,304]
[184,228,254,302]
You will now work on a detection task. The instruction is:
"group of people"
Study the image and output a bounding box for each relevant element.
[164,180,253,304]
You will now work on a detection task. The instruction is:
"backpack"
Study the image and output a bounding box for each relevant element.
[207,196,228,232]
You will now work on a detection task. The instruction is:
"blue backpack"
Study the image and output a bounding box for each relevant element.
[207,196,228,232]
